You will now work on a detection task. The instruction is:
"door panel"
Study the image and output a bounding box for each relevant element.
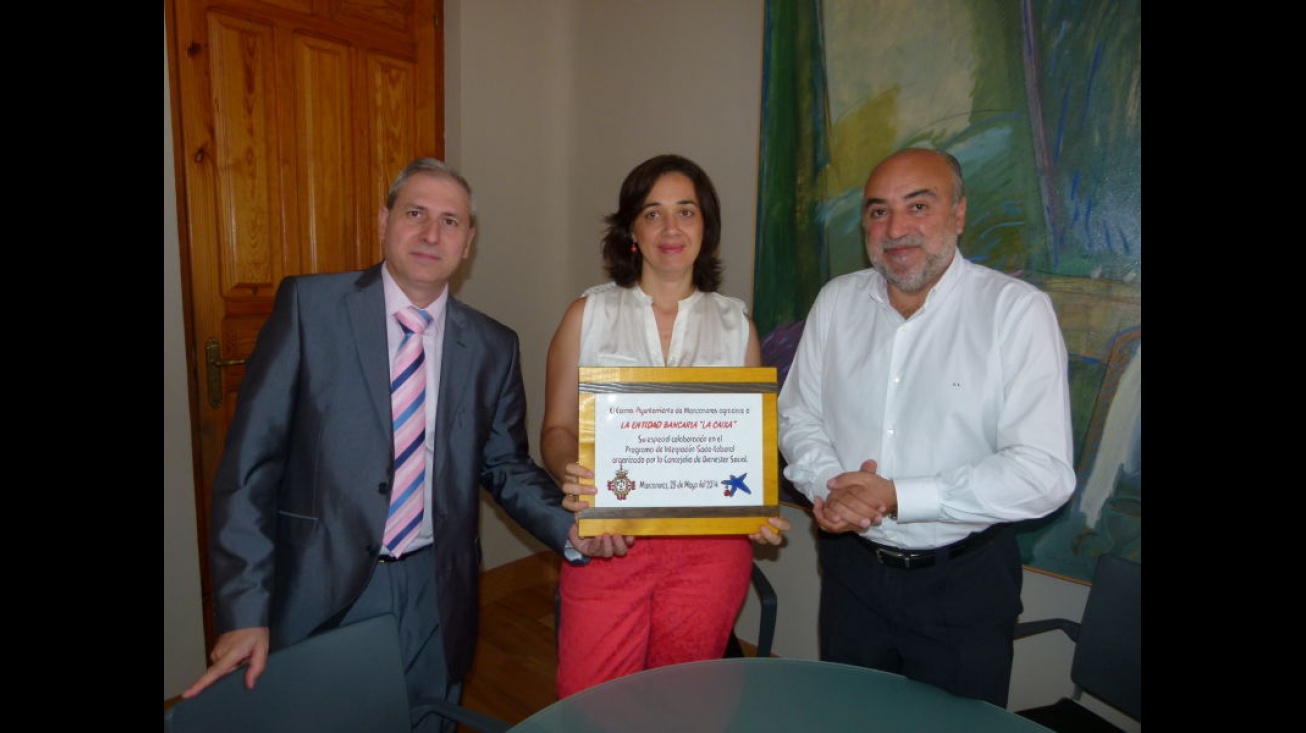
[166,0,442,649]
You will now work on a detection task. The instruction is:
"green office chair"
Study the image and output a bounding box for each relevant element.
[163,614,510,733]
[1013,554,1141,732]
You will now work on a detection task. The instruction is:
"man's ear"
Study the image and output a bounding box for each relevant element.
[953,196,967,235]
[377,205,390,243]
[462,227,476,260]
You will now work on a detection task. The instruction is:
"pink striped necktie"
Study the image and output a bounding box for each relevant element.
[384,305,433,558]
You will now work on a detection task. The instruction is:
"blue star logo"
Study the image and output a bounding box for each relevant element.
[721,473,751,497]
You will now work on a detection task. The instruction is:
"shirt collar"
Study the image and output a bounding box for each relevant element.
[866,247,966,311]
[631,283,702,306]
[380,262,448,325]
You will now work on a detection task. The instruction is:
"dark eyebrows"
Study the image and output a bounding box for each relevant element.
[639,198,699,212]
[404,204,465,223]
[863,188,938,211]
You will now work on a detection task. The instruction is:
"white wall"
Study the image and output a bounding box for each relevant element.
[164,4,1135,728]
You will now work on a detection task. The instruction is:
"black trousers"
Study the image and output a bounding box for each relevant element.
[817,528,1023,707]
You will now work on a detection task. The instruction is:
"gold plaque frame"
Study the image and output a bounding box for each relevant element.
[577,366,779,536]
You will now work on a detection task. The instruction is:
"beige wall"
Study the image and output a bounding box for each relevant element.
[446,0,767,571]
[164,23,207,697]
[164,4,1133,729]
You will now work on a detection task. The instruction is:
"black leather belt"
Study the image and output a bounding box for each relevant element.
[377,544,433,563]
[858,524,1004,570]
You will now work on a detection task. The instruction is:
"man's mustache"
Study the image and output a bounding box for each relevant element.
[879,236,925,249]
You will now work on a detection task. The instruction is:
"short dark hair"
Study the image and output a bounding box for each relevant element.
[386,158,477,228]
[600,154,723,291]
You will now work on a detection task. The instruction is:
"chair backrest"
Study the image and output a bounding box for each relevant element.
[1072,554,1142,721]
[164,615,413,733]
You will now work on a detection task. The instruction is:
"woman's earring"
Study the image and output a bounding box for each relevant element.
[630,244,638,253]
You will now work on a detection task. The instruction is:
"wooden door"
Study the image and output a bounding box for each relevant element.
[165,0,443,649]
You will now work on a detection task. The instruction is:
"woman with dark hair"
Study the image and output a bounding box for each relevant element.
[540,154,789,698]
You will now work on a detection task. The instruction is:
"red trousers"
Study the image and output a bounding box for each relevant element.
[555,535,752,698]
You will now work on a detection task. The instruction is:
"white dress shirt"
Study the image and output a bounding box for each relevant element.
[777,249,1075,550]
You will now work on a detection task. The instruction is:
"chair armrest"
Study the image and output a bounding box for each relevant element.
[1013,617,1080,643]
[750,562,777,658]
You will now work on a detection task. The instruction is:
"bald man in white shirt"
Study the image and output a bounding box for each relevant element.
[777,147,1075,707]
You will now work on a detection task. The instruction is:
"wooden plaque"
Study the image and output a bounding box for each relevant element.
[577,366,779,536]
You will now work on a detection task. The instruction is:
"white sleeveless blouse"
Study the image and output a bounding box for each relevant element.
[578,282,750,367]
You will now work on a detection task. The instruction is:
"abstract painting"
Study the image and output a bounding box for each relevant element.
[755,0,1141,583]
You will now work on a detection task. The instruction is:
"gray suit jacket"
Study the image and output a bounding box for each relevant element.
[208,264,571,681]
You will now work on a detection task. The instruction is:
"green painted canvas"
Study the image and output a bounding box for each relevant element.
[756,0,1141,583]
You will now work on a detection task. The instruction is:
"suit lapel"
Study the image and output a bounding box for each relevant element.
[438,299,474,444]
[346,265,391,430]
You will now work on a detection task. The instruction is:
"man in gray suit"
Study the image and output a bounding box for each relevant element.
[181,158,617,730]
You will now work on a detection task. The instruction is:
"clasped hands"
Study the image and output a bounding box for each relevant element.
[559,462,790,557]
[812,459,897,534]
